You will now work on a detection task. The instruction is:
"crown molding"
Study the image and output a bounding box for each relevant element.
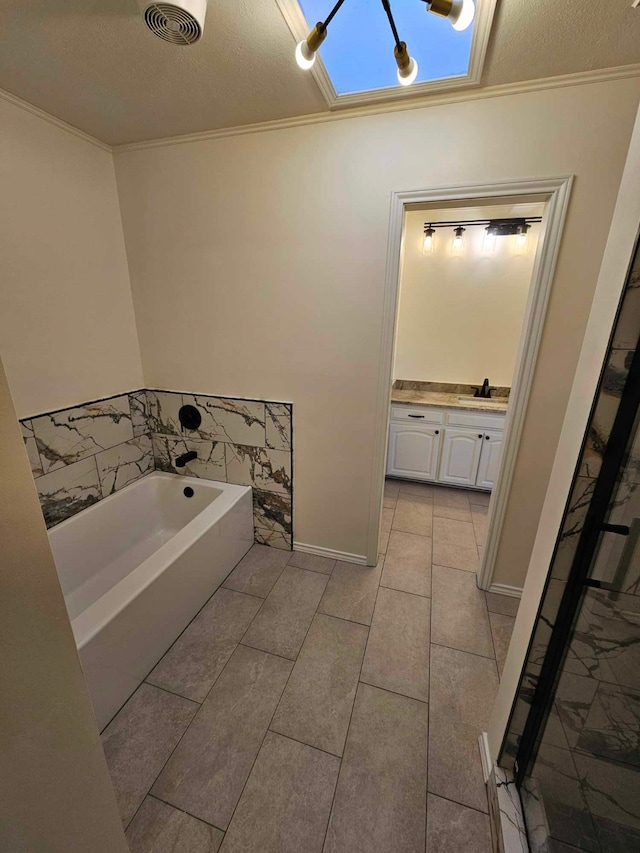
[114,63,640,153]
[2,62,639,157]
[273,0,498,109]
[0,87,111,153]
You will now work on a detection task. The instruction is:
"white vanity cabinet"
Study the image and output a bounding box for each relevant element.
[476,430,504,489]
[386,406,443,480]
[438,428,484,487]
[387,404,505,490]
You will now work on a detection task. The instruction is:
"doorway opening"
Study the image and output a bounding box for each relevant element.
[368,178,573,605]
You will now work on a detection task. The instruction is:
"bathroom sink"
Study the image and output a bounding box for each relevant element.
[457,395,508,409]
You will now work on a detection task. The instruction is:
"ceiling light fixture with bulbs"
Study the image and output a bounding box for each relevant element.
[295,0,476,87]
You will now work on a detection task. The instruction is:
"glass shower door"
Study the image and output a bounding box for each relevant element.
[501,234,640,852]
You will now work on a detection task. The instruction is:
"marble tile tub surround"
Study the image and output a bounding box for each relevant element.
[20,390,154,528]
[147,389,293,550]
[19,388,294,548]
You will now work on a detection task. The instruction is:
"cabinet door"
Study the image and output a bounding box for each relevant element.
[387,423,442,481]
[438,428,483,487]
[476,430,504,490]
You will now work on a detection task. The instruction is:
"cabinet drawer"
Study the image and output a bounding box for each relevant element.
[445,410,505,431]
[390,406,444,425]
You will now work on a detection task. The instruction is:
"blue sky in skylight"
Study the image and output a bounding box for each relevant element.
[299,0,473,94]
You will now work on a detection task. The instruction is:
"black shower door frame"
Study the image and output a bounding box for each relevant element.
[514,235,640,788]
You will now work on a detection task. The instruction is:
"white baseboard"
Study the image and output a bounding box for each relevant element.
[292,541,368,566]
[478,732,493,784]
[488,582,522,599]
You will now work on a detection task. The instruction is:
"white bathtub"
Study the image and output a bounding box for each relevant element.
[49,472,253,730]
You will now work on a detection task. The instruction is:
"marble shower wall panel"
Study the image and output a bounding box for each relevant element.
[147,390,293,550]
[20,390,155,528]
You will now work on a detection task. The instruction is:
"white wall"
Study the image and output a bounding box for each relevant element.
[395,204,543,387]
[488,97,640,761]
[0,96,143,419]
[0,357,128,852]
[114,78,640,573]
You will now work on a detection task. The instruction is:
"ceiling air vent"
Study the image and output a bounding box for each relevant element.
[140,0,207,45]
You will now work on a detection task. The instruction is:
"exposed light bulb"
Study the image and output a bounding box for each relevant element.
[295,23,326,71]
[423,228,435,255]
[394,41,418,87]
[451,226,465,255]
[514,233,529,254]
[397,56,419,86]
[295,39,316,70]
[451,0,475,31]
[482,231,497,254]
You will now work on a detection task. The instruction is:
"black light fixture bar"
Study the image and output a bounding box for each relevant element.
[423,217,542,230]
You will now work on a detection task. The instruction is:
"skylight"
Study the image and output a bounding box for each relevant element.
[298,0,474,95]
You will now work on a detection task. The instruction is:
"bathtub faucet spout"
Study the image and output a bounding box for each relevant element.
[175,450,197,468]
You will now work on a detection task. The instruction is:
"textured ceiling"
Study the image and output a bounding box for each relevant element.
[0,0,639,146]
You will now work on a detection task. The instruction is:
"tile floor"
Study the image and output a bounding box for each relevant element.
[102,478,519,853]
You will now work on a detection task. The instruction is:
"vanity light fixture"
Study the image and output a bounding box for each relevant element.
[295,0,475,86]
[514,223,531,254]
[482,229,497,254]
[451,226,466,255]
[423,225,436,255]
[423,216,542,257]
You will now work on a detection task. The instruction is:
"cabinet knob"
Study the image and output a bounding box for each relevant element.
[485,435,490,440]
[478,434,483,439]
[435,430,439,435]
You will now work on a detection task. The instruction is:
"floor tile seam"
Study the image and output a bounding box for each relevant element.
[238,569,331,656]
[286,553,338,576]
[224,558,289,600]
[320,575,385,851]
[431,562,478,573]
[265,727,344,760]
[424,584,433,852]
[106,553,271,822]
[425,785,489,816]
[430,640,497,663]
[112,558,256,728]
[121,683,202,832]
[107,551,284,834]
[378,580,432,601]
[237,638,300,663]
[144,792,228,835]
[391,525,434,538]
[316,605,373,628]
[142,629,293,828]
[357,678,430,706]
[142,680,204,706]
[217,580,349,841]
[425,790,493,818]
[221,583,270,600]
[207,617,309,842]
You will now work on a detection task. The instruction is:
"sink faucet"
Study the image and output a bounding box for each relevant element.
[474,378,492,399]
[175,450,197,468]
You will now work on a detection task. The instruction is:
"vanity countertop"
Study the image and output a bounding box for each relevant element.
[391,381,509,414]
